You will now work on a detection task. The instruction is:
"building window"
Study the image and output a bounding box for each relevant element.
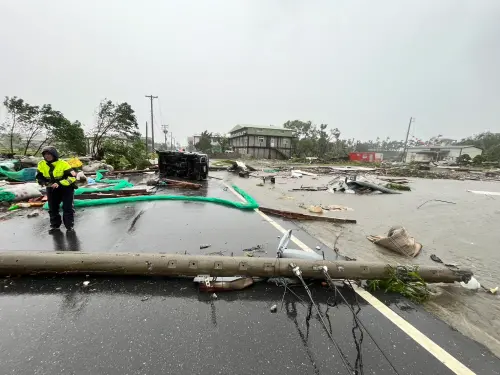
[283,139,288,146]
[258,136,265,143]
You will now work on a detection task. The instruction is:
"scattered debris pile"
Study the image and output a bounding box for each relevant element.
[379,164,500,181]
[228,161,257,177]
[329,175,402,194]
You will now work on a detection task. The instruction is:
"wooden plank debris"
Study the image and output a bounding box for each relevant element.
[259,206,356,224]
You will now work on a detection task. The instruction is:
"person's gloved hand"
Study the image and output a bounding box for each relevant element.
[50,183,59,189]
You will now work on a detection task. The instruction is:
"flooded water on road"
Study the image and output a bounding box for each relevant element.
[227,173,500,356]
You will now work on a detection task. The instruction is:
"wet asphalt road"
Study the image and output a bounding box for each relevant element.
[1,180,499,374]
[0,181,326,256]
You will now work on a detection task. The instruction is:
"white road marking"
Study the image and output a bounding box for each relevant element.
[354,287,475,375]
[225,182,476,375]
[225,184,314,252]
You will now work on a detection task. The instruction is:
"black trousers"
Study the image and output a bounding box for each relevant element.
[47,186,75,229]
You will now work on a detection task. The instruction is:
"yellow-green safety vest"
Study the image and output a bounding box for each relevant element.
[37,160,76,187]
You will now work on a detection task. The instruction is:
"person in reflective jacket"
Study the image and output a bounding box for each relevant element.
[36,146,77,233]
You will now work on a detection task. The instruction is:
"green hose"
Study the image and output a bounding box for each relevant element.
[43,185,258,211]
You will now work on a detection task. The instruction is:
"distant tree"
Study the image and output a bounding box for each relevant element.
[195,131,213,153]
[3,96,31,154]
[283,120,319,157]
[486,144,500,162]
[331,128,341,141]
[317,124,331,156]
[457,132,500,162]
[472,154,486,165]
[53,120,86,155]
[213,133,230,152]
[283,120,314,138]
[103,136,149,170]
[355,141,371,152]
[457,154,471,165]
[32,110,65,155]
[457,132,500,150]
[187,139,194,152]
[19,104,55,155]
[91,99,139,159]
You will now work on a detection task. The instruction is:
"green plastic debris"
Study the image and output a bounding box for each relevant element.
[74,170,133,195]
[94,170,131,185]
[0,188,17,203]
[0,167,37,182]
[75,180,133,195]
[0,160,18,171]
[263,169,279,173]
[44,185,258,211]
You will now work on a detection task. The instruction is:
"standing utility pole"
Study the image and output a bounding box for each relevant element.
[162,124,169,148]
[402,117,415,162]
[145,95,158,151]
[145,121,149,156]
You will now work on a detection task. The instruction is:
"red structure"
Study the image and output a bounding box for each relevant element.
[349,152,383,163]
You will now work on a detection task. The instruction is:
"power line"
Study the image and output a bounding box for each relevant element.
[290,264,353,375]
[321,270,400,375]
[157,97,165,125]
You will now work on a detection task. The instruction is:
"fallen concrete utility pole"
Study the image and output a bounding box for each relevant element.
[0,252,471,283]
[259,207,356,224]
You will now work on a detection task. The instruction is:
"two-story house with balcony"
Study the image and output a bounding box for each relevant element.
[228,125,295,159]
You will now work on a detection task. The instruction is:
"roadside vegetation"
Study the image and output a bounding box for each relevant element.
[0,96,150,170]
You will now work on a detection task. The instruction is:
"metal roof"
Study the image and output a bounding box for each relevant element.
[407,145,479,150]
[229,124,294,133]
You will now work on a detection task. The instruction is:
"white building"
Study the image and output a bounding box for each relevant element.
[405,145,482,163]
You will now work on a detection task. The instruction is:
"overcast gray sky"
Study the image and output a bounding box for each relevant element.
[1,0,499,144]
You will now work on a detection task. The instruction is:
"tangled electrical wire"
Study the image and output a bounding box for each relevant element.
[284,263,401,375]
